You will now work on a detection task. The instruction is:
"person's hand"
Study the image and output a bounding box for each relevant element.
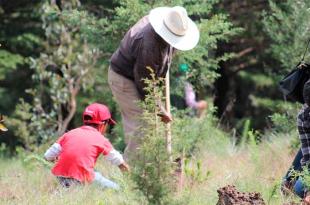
[158,104,173,123]
[196,100,208,110]
[118,162,130,172]
[158,113,173,123]
[304,192,310,205]
[196,100,208,118]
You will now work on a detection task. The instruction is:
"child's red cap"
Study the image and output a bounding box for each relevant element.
[83,103,116,125]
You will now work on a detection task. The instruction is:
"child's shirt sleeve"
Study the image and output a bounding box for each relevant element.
[101,138,124,166]
[101,138,113,155]
[56,135,66,146]
[44,143,62,161]
[44,135,65,161]
[105,149,125,166]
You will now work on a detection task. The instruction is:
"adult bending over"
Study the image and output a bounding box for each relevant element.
[108,6,199,160]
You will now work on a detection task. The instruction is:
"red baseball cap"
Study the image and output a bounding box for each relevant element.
[83,103,116,125]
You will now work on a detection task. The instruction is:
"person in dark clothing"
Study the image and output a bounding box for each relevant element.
[282,79,310,204]
[108,6,200,161]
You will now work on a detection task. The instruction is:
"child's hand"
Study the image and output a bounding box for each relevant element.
[118,162,130,172]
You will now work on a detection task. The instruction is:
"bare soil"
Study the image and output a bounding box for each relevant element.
[216,185,265,205]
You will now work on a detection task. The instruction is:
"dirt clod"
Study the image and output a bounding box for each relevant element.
[217,185,265,205]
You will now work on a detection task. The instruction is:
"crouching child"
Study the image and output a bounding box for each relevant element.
[44,103,129,189]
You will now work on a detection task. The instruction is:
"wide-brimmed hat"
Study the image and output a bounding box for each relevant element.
[149,6,200,51]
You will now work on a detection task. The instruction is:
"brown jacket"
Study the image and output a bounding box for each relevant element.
[110,16,174,99]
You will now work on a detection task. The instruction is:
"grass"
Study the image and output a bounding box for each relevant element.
[0,130,302,205]
[174,131,301,205]
[0,157,146,205]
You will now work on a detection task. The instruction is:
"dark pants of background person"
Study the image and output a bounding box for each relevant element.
[283,148,306,197]
[284,148,303,181]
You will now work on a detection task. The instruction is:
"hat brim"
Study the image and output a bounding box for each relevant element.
[149,7,200,51]
[108,118,116,125]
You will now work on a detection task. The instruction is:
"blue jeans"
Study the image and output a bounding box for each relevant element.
[284,148,303,181]
[283,148,306,198]
[294,177,306,198]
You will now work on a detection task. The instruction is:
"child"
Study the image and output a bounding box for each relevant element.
[44,103,129,189]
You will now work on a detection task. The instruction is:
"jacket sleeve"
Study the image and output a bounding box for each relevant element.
[298,106,310,166]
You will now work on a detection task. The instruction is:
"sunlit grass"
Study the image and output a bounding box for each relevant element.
[0,157,146,205]
[174,132,301,205]
[0,131,302,205]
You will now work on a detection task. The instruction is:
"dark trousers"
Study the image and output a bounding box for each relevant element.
[283,148,307,198]
[284,148,303,181]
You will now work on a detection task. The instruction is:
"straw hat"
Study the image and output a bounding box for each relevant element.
[149,6,200,51]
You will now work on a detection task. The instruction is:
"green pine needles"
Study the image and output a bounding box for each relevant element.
[131,67,174,205]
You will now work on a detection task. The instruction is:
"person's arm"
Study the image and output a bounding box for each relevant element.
[297,105,310,166]
[105,149,130,172]
[184,82,198,109]
[44,143,61,162]
[184,82,208,116]
[133,35,172,123]
[133,36,161,99]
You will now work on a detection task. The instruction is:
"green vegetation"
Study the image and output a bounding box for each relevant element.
[1,0,310,204]
[0,126,301,204]
[131,70,173,204]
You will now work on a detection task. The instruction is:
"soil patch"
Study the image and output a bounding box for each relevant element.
[217,185,265,205]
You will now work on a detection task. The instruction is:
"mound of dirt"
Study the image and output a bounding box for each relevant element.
[216,185,265,205]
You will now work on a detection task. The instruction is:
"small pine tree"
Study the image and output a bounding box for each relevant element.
[131,68,174,205]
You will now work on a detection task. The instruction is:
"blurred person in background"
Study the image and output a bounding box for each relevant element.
[171,63,208,117]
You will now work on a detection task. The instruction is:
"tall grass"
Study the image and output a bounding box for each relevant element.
[173,131,300,205]
[0,119,301,205]
[0,157,146,205]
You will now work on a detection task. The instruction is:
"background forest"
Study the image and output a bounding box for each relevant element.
[0,0,310,204]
